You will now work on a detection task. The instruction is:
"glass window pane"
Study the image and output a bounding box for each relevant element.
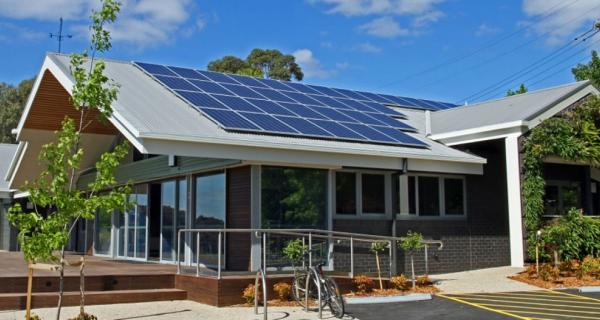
[408,176,416,215]
[161,181,176,261]
[117,211,124,256]
[261,167,328,229]
[336,172,356,215]
[444,178,464,215]
[177,179,187,261]
[194,173,226,265]
[561,185,580,213]
[127,194,136,257]
[362,174,385,214]
[94,208,111,255]
[136,191,147,259]
[418,176,440,216]
[544,185,560,215]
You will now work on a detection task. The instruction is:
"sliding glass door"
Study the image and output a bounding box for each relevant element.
[116,185,148,260]
[161,179,187,262]
[193,172,226,266]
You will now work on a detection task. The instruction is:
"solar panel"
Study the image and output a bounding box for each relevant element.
[239,112,298,133]
[135,61,446,148]
[175,91,228,109]
[247,99,296,116]
[167,66,209,80]
[220,83,265,99]
[155,76,198,91]
[201,108,259,130]
[212,95,263,113]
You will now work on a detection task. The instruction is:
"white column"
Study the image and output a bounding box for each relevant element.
[505,135,524,267]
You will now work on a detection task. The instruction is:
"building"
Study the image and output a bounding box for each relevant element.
[0,143,18,251]
[4,53,600,275]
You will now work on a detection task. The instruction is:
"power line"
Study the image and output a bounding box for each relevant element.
[420,5,600,89]
[528,56,590,88]
[458,28,598,103]
[375,0,581,90]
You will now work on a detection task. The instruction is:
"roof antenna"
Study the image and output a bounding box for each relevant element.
[49,17,72,53]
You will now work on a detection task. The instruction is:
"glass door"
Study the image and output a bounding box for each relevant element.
[116,185,148,260]
[161,179,187,263]
[193,172,226,266]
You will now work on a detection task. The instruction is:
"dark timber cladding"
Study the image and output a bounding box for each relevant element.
[225,166,252,271]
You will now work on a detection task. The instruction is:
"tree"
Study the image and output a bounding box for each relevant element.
[0,78,34,143]
[572,50,600,87]
[369,241,388,290]
[207,48,304,81]
[399,231,424,289]
[506,83,528,96]
[7,1,128,319]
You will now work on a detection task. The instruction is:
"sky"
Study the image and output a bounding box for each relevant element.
[0,0,599,104]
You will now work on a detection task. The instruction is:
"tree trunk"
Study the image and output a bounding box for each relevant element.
[410,253,416,289]
[26,261,33,320]
[375,252,383,290]
[79,256,85,316]
[56,248,65,320]
[553,250,559,268]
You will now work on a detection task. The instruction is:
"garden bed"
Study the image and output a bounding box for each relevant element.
[510,260,600,289]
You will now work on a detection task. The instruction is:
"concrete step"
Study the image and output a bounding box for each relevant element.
[0,288,187,311]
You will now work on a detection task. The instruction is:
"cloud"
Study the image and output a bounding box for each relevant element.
[474,23,500,37]
[354,42,382,53]
[0,22,47,42]
[310,0,445,38]
[0,0,202,48]
[358,16,409,38]
[293,48,339,79]
[522,0,599,45]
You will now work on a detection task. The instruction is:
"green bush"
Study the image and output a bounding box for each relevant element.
[540,209,600,261]
[283,238,307,263]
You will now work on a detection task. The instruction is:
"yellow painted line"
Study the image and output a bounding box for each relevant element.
[493,291,582,298]
[547,290,600,303]
[450,293,600,305]
[475,299,600,310]
[497,309,600,319]
[437,294,529,320]
[479,303,600,314]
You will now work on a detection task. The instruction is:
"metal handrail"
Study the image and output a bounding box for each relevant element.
[176,228,443,278]
[253,268,267,320]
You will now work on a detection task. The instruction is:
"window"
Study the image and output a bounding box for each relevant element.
[94,208,112,255]
[405,175,465,217]
[336,172,356,215]
[543,181,581,216]
[194,172,226,265]
[261,166,328,229]
[362,174,385,214]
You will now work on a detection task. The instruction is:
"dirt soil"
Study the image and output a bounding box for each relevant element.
[345,285,439,297]
[510,272,600,289]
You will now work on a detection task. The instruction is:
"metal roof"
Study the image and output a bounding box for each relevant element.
[46,53,485,164]
[431,81,592,135]
[0,144,18,193]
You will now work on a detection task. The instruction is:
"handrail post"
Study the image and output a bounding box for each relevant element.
[302,237,306,269]
[177,230,181,274]
[424,244,429,275]
[262,233,267,320]
[350,237,354,278]
[316,269,322,319]
[196,232,200,277]
[304,271,310,312]
[389,240,393,279]
[217,231,222,279]
[308,232,312,267]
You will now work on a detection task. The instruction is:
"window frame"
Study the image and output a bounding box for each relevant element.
[397,173,467,219]
[542,179,582,217]
[333,169,392,219]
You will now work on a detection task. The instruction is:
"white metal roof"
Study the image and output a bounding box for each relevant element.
[431,81,593,136]
[45,53,485,165]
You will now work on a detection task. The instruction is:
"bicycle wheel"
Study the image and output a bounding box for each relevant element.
[292,272,327,309]
[324,277,345,319]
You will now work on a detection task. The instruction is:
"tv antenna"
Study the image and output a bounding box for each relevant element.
[49,17,72,53]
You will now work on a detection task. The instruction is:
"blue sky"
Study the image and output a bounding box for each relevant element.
[0,0,598,104]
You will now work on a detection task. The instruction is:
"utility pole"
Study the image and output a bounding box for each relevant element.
[49,17,72,53]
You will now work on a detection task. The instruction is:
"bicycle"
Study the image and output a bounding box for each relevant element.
[290,250,345,318]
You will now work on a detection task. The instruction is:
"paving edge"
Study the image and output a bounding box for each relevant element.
[345,293,432,305]
[578,286,600,293]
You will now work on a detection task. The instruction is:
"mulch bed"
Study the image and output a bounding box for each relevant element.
[345,285,439,297]
[510,269,600,289]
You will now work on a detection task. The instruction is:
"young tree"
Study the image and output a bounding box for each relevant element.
[8,1,128,319]
[207,48,304,81]
[506,83,528,96]
[369,241,388,290]
[572,50,600,87]
[399,231,424,289]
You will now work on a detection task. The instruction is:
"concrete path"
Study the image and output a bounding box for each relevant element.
[0,300,353,320]
[430,266,540,294]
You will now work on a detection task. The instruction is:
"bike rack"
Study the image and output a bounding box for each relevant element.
[254,268,268,320]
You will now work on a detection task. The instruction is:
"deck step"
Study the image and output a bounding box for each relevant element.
[0,288,187,311]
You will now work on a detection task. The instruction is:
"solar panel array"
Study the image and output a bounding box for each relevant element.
[134,62,453,148]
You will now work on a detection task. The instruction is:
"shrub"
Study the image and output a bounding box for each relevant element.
[68,313,98,320]
[539,264,559,282]
[580,256,600,279]
[30,314,42,320]
[242,283,261,304]
[390,274,409,290]
[283,239,307,264]
[540,209,600,261]
[273,282,291,301]
[352,275,374,294]
[416,275,432,287]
